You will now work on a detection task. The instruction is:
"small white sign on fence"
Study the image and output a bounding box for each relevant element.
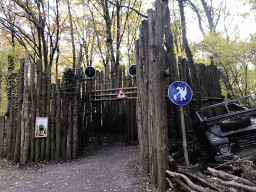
[35,117,48,137]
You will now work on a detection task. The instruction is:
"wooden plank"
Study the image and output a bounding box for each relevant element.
[89,87,137,93]
[92,97,137,102]
[91,92,137,97]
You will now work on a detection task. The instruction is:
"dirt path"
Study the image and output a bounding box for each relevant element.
[0,144,157,192]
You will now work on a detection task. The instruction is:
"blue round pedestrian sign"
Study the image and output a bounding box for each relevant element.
[168,81,193,106]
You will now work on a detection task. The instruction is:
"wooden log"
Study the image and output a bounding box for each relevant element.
[14,59,24,163]
[66,97,72,160]
[45,80,51,161]
[55,80,61,162]
[22,50,31,164]
[166,170,216,192]
[11,75,17,161]
[80,76,86,135]
[172,178,194,192]
[40,77,46,160]
[137,20,150,172]
[148,9,170,184]
[166,177,175,188]
[72,51,82,157]
[180,105,190,166]
[91,77,97,145]
[20,100,25,163]
[149,39,169,192]
[7,73,14,160]
[35,59,43,163]
[4,55,14,150]
[95,71,101,145]
[147,8,158,185]
[220,180,256,192]
[30,61,36,162]
[61,78,68,159]
[168,155,178,170]
[72,78,80,156]
[51,84,56,160]
[136,37,143,161]
[178,168,222,192]
[86,79,92,146]
[207,167,255,186]
[0,116,4,158]
[21,50,31,164]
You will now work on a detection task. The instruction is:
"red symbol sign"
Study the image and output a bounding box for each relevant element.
[116,88,127,99]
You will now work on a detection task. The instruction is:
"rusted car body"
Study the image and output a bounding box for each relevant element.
[196,96,256,162]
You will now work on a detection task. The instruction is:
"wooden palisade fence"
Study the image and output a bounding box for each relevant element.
[136,0,223,191]
[2,49,137,164]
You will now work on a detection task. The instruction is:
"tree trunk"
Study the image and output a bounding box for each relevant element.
[177,0,199,94]
[67,0,76,70]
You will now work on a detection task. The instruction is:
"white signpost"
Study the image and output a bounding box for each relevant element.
[168,81,193,166]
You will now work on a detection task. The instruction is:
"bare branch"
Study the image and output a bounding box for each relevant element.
[107,0,148,18]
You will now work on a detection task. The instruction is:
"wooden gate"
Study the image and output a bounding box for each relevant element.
[84,69,138,147]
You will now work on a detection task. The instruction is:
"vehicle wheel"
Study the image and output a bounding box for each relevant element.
[220,116,251,132]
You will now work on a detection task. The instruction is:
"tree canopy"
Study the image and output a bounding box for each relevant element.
[0,0,255,113]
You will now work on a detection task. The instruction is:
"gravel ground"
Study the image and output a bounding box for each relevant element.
[0,144,157,192]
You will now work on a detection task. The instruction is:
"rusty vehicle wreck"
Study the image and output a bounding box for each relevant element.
[196,96,256,162]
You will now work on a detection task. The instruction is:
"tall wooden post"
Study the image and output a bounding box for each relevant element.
[0,116,5,158]
[14,59,24,163]
[56,80,61,162]
[21,50,31,164]
[148,1,169,190]
[30,61,36,162]
[35,59,43,163]
[180,106,190,166]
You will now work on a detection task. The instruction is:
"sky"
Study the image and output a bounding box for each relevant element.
[144,0,255,42]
